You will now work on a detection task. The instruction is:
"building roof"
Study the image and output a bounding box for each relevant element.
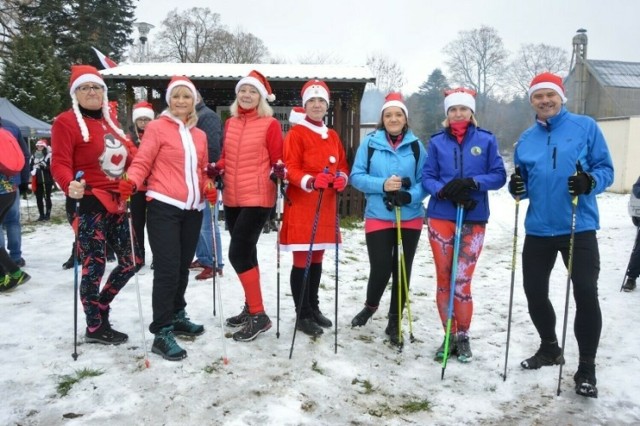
[100,63,375,84]
[587,60,640,89]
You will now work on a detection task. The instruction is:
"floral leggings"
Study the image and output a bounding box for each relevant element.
[427,218,485,335]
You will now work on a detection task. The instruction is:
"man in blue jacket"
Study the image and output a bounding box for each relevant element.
[509,72,614,398]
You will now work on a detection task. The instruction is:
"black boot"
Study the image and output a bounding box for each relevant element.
[62,243,75,270]
[309,263,332,327]
[351,303,378,327]
[290,266,322,336]
[385,314,403,347]
[45,209,51,220]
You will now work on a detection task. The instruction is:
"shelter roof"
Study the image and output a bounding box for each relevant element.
[586,60,640,89]
[0,97,51,138]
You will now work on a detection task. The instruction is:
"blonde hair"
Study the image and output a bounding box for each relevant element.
[442,113,479,128]
[166,85,198,127]
[229,96,274,118]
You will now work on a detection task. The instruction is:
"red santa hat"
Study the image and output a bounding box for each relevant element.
[35,139,48,147]
[444,87,476,115]
[381,92,408,118]
[132,101,155,122]
[289,106,306,125]
[527,72,567,103]
[301,79,330,106]
[68,64,126,142]
[235,70,276,103]
[165,76,198,104]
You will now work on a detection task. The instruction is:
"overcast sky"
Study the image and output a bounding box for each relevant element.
[133,0,636,94]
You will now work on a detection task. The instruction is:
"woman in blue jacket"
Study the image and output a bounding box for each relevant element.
[350,93,427,347]
[422,88,506,363]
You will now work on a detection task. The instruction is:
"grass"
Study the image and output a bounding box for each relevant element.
[57,368,104,397]
[352,378,374,394]
[311,360,324,375]
[340,216,363,230]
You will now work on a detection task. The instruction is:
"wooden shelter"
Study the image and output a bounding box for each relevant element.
[101,63,375,217]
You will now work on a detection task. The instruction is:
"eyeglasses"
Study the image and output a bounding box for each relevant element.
[136,118,152,123]
[76,85,104,93]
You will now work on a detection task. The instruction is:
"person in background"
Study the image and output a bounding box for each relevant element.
[279,80,350,337]
[0,117,29,268]
[349,93,427,347]
[0,123,30,291]
[207,70,283,342]
[510,72,613,398]
[120,76,216,360]
[623,176,640,292]
[51,64,138,346]
[128,101,155,268]
[422,88,506,363]
[189,91,224,281]
[30,139,54,221]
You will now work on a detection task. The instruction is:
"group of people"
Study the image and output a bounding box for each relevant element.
[24,63,612,400]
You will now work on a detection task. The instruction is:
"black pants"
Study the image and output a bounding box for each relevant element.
[225,206,271,274]
[34,181,53,217]
[0,192,18,275]
[146,200,202,333]
[522,231,601,360]
[130,190,147,262]
[627,226,640,279]
[364,227,421,316]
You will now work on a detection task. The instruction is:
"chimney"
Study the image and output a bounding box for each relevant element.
[570,29,588,114]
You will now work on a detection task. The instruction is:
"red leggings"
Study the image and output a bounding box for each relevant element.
[428,218,485,335]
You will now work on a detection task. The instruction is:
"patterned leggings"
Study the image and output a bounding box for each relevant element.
[427,218,485,335]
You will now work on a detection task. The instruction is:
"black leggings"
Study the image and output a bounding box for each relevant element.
[364,227,421,316]
[225,206,271,274]
[522,231,601,360]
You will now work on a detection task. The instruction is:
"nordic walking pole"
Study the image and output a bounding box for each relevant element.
[212,200,217,317]
[621,225,640,292]
[557,163,581,396]
[442,204,464,380]
[334,191,340,354]
[276,177,283,338]
[209,184,229,365]
[396,205,415,343]
[71,171,84,361]
[289,183,325,359]
[124,176,150,369]
[503,167,521,381]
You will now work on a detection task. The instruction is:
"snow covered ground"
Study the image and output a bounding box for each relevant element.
[1,187,639,425]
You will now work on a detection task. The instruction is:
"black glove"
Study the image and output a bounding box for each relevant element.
[441,178,477,199]
[461,198,478,211]
[508,172,525,196]
[401,177,411,189]
[383,191,412,210]
[18,183,30,195]
[568,172,593,196]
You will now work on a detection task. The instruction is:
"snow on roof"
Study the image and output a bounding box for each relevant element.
[100,63,375,83]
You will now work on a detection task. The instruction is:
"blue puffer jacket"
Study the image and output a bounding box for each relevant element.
[514,107,614,236]
[422,124,506,222]
[350,129,428,221]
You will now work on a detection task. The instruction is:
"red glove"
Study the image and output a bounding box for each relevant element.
[313,172,334,190]
[206,162,224,179]
[272,163,287,180]
[118,178,136,199]
[333,173,348,192]
[204,182,218,204]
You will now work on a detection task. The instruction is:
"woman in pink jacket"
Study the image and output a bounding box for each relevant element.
[207,70,284,342]
[119,76,218,361]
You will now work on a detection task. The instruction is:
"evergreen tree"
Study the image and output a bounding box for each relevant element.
[406,69,449,143]
[0,23,65,122]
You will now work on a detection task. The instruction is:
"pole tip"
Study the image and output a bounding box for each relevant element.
[223,357,229,365]
[144,359,150,368]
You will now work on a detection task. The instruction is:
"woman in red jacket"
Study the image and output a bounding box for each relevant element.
[279,80,349,337]
[119,76,217,361]
[208,70,284,342]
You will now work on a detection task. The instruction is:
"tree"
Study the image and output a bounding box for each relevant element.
[211,27,269,64]
[297,51,342,65]
[507,43,570,96]
[406,68,449,142]
[443,25,508,111]
[0,0,30,61]
[0,23,66,121]
[366,53,406,93]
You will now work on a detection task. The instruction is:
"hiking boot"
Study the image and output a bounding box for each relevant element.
[189,260,205,269]
[385,315,403,347]
[232,312,272,342]
[172,309,205,337]
[195,267,214,280]
[297,316,323,337]
[351,304,377,327]
[0,270,31,292]
[15,258,25,267]
[85,320,128,345]
[152,326,187,361]
[456,333,472,363]
[226,304,250,327]
[312,309,332,328]
[623,277,637,292]
[98,307,129,343]
[521,343,564,369]
[434,334,457,361]
[37,215,46,221]
[216,268,224,277]
[574,365,598,398]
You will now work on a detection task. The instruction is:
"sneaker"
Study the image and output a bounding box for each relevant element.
[623,277,637,292]
[99,307,129,342]
[226,304,250,327]
[195,267,215,280]
[85,321,128,345]
[62,254,75,270]
[434,334,457,361]
[456,333,472,363]
[0,270,31,292]
[574,368,598,398]
[189,260,205,269]
[521,344,564,369]
[296,316,323,337]
[385,315,403,347]
[15,258,25,267]
[312,309,332,328]
[351,304,377,327]
[172,309,205,337]
[152,326,187,361]
[232,313,272,342]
